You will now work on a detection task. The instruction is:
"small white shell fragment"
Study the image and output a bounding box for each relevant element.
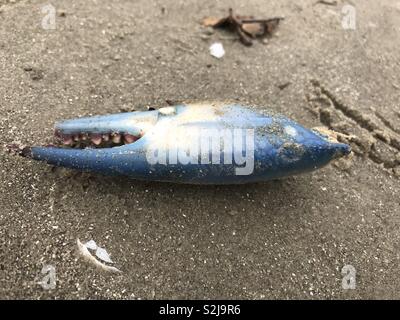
[95,247,114,264]
[159,106,176,115]
[209,42,225,59]
[76,239,121,273]
[84,239,98,251]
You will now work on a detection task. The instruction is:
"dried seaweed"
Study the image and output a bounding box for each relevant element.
[202,8,283,46]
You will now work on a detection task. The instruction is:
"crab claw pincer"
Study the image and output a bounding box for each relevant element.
[14,103,350,184]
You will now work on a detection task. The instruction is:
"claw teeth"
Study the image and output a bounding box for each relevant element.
[62,135,73,145]
[90,134,102,145]
[54,130,140,148]
[111,133,121,144]
[123,134,137,144]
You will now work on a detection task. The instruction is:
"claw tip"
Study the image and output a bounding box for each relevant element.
[5,144,32,158]
[21,146,33,158]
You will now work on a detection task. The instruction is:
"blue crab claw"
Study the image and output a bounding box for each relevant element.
[12,103,350,184]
